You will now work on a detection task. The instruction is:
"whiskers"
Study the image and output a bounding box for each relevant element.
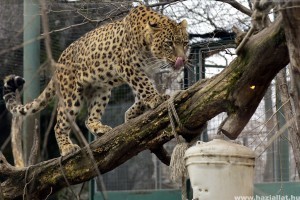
[143,57,172,71]
[140,52,198,76]
[185,61,197,73]
[145,58,197,76]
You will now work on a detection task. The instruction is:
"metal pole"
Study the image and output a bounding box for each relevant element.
[23,0,40,165]
[263,87,275,181]
[275,85,290,181]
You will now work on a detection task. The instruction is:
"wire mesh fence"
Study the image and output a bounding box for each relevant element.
[0,1,298,197]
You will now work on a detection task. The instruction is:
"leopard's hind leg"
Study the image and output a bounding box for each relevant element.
[54,82,83,156]
[125,100,146,122]
[85,87,112,137]
[54,106,81,156]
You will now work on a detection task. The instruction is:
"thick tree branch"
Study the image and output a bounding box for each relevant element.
[215,0,252,16]
[280,1,300,130]
[276,69,300,178]
[220,16,288,137]
[279,0,300,178]
[0,15,289,200]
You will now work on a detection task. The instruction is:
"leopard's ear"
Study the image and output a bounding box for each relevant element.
[179,19,188,29]
[148,22,161,31]
[145,21,161,43]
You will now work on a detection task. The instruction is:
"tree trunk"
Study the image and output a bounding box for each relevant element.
[0,15,289,200]
[276,69,300,178]
[280,0,300,179]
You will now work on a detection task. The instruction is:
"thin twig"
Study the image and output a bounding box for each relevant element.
[40,2,96,198]
[58,157,78,200]
[0,34,45,56]
[23,166,35,200]
[44,187,53,200]
[41,100,58,159]
[78,182,86,199]
[215,0,252,16]
[0,135,11,152]
[40,0,107,199]
[64,110,108,200]
[148,0,186,8]
[39,0,53,61]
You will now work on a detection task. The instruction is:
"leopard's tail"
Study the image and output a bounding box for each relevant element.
[3,75,56,116]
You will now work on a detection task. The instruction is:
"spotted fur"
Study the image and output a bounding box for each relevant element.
[3,5,189,156]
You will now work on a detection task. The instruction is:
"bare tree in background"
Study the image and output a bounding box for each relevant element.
[1,0,300,199]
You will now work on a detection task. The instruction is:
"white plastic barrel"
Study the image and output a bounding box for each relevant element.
[184,139,255,200]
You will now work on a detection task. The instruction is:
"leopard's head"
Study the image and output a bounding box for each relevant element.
[145,18,189,71]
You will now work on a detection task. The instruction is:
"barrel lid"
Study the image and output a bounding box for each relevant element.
[185,139,255,158]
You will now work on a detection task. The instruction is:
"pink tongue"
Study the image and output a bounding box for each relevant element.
[175,57,184,70]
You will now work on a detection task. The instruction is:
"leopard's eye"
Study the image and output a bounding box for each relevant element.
[164,39,173,50]
[183,41,189,47]
[165,39,173,46]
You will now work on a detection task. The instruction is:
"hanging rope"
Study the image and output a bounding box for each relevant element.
[168,90,189,200]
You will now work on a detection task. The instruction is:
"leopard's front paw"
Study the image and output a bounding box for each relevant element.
[162,94,170,101]
[61,144,80,156]
[86,121,112,137]
[95,125,112,137]
[145,94,166,109]
[125,101,145,122]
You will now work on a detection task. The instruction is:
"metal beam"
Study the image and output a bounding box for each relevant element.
[23,0,40,164]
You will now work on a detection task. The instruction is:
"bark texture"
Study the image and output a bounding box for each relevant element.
[276,69,300,178]
[0,15,289,199]
[279,0,300,179]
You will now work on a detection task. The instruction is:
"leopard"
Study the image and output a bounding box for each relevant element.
[3,5,189,156]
